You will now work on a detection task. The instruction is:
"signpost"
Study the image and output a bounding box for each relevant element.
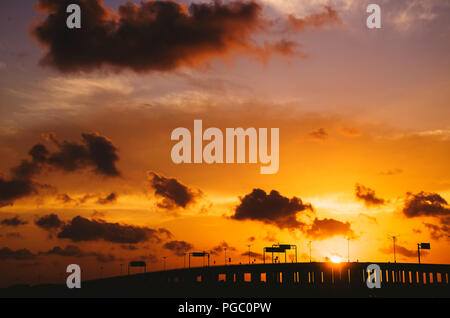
[128,261,146,275]
[263,244,297,264]
[417,243,430,264]
[189,252,210,268]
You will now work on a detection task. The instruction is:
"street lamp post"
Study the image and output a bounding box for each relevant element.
[392,236,397,263]
[224,248,227,266]
[347,238,350,263]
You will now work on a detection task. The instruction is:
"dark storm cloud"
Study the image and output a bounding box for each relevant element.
[0,133,120,207]
[231,189,313,230]
[355,184,385,206]
[403,192,450,218]
[97,192,118,205]
[32,0,296,73]
[163,240,193,256]
[210,242,236,256]
[0,216,28,227]
[57,216,168,244]
[35,213,64,231]
[287,5,341,31]
[305,218,355,240]
[149,172,200,209]
[0,247,36,260]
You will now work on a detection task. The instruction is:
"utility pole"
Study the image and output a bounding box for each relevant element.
[417,243,421,264]
[347,238,350,263]
[248,245,251,264]
[308,241,312,263]
[392,236,397,263]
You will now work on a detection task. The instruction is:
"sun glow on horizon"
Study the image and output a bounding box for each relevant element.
[329,255,342,263]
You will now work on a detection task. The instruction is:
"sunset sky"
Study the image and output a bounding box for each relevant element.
[0,0,449,288]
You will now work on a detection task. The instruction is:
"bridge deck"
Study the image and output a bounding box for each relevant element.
[3,262,449,297]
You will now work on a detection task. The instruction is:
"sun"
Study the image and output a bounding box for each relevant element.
[329,255,342,263]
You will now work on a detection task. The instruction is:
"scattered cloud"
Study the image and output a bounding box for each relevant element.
[403,192,450,218]
[306,217,355,240]
[57,216,168,244]
[163,240,193,256]
[97,192,118,205]
[35,214,64,231]
[32,0,298,73]
[231,189,313,230]
[379,168,403,176]
[359,213,378,224]
[39,245,84,257]
[0,216,28,227]
[38,245,119,263]
[40,132,121,177]
[211,242,237,256]
[390,0,446,31]
[379,244,427,259]
[287,5,341,31]
[56,193,75,204]
[423,219,450,240]
[0,247,36,260]
[0,132,120,207]
[95,253,118,263]
[402,192,450,240]
[240,251,265,261]
[122,245,140,252]
[6,232,23,239]
[263,232,277,242]
[148,172,201,210]
[308,128,328,141]
[339,127,361,137]
[140,253,159,264]
[355,184,385,207]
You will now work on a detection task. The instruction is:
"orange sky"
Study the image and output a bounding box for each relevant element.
[0,0,449,287]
